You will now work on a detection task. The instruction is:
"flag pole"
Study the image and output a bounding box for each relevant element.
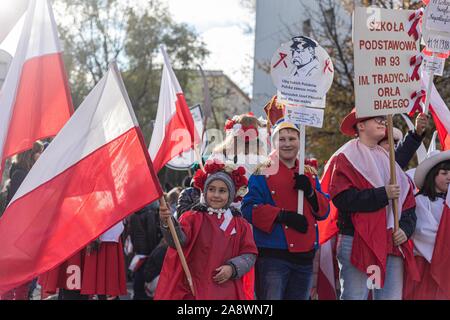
[160,196,196,296]
[387,115,399,232]
[297,125,305,215]
[194,145,205,172]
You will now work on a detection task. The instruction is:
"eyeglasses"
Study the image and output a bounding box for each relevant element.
[371,117,387,126]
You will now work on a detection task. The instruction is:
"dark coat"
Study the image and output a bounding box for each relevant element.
[6,164,28,204]
[129,204,162,255]
[143,241,168,283]
[395,130,424,169]
[176,187,201,219]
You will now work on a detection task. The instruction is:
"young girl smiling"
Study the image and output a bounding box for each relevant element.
[155,160,257,300]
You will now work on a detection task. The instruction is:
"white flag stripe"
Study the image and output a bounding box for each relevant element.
[320,240,336,290]
[447,191,450,208]
[0,13,26,57]
[148,46,181,160]
[160,46,182,94]
[0,0,61,169]
[25,0,61,60]
[11,64,136,203]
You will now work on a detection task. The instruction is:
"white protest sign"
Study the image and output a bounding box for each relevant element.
[354,7,421,118]
[166,104,206,170]
[423,1,450,54]
[423,54,446,76]
[425,0,450,33]
[271,36,334,108]
[285,106,325,128]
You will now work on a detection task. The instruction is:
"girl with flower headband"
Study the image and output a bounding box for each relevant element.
[211,113,268,179]
[154,160,258,300]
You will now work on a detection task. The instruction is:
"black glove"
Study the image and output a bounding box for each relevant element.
[277,210,308,233]
[294,173,313,196]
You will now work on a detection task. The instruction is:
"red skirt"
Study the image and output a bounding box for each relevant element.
[403,256,448,300]
[39,249,85,294]
[39,242,126,296]
[81,241,127,296]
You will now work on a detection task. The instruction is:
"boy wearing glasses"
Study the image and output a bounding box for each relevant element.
[320,109,418,300]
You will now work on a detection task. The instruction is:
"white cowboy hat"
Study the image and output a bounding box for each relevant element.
[414,150,450,189]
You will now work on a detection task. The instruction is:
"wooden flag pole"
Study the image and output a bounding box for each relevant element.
[297,125,305,215]
[194,145,205,172]
[387,115,399,232]
[160,196,195,296]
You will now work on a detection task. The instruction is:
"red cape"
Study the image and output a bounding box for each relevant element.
[154,210,258,300]
[320,153,419,286]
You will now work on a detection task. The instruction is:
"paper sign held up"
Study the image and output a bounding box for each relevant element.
[271,36,334,108]
[285,105,325,128]
[422,4,450,54]
[423,55,446,76]
[425,0,450,34]
[353,7,421,118]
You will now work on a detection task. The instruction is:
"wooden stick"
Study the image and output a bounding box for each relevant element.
[387,115,399,232]
[160,196,195,296]
[297,125,305,215]
[194,145,205,172]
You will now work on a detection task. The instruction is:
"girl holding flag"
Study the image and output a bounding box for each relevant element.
[155,160,257,300]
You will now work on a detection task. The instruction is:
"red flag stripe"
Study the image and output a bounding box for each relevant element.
[2,53,73,159]
[430,107,450,150]
[151,93,197,172]
[0,127,161,294]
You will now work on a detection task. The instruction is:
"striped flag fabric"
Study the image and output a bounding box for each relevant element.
[148,46,199,172]
[0,63,162,295]
[0,0,73,178]
[422,73,450,151]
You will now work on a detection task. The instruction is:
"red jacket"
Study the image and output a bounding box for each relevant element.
[250,159,330,253]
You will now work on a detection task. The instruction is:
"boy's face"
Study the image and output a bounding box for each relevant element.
[357,117,387,142]
[206,180,229,209]
[275,129,300,163]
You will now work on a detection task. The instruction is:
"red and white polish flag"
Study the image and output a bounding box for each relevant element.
[148,46,199,172]
[0,63,163,295]
[421,73,450,151]
[0,0,73,176]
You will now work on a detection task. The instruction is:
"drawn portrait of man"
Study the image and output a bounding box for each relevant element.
[289,36,320,78]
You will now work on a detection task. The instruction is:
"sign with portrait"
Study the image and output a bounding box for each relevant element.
[270,36,334,108]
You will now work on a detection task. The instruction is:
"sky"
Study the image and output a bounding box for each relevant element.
[163,0,255,96]
[0,0,256,96]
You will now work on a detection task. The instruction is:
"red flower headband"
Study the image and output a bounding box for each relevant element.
[192,160,248,202]
[224,113,259,142]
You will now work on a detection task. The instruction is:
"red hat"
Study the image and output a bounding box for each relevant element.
[339,108,373,137]
[264,96,285,127]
